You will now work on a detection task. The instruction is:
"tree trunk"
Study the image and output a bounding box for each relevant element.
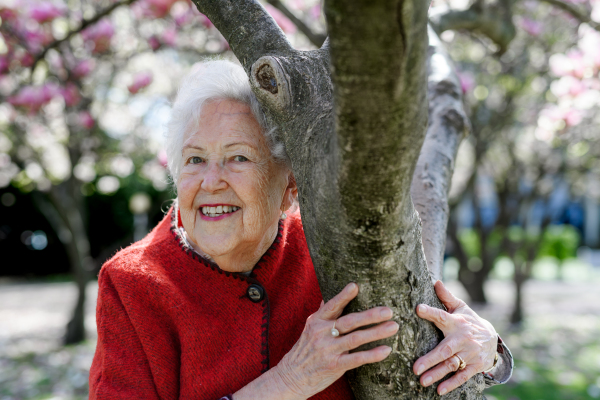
[193,0,485,398]
[510,266,525,325]
[458,265,488,304]
[45,181,92,344]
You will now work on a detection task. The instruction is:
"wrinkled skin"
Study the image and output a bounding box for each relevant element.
[414,281,498,395]
[176,99,296,273]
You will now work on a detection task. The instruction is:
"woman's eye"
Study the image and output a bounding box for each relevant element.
[189,156,204,164]
[233,155,248,162]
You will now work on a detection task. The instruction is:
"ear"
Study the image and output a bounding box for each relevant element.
[281,171,298,212]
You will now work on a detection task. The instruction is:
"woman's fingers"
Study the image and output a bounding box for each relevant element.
[416,304,453,331]
[436,365,478,396]
[413,336,459,376]
[338,345,393,371]
[419,353,464,387]
[433,280,465,313]
[337,321,399,352]
[319,283,359,320]
[335,306,393,335]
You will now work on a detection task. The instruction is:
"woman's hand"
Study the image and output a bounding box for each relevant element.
[274,282,398,400]
[413,281,498,396]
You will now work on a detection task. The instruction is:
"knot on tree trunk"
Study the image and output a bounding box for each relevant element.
[250,56,292,112]
[256,64,279,94]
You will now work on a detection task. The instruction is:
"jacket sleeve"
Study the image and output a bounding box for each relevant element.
[89,269,162,399]
[483,336,514,388]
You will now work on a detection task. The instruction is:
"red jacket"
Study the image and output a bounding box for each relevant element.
[89,208,354,399]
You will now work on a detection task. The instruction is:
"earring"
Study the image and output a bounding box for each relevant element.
[280,212,287,220]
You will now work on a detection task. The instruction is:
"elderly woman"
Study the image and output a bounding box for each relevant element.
[89,60,512,399]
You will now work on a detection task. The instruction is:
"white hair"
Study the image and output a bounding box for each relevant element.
[165,59,289,185]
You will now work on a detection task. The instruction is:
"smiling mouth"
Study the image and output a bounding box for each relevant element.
[200,205,240,218]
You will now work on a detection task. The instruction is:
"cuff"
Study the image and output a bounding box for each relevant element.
[482,336,514,388]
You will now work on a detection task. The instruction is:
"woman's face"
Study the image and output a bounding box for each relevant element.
[177,99,292,264]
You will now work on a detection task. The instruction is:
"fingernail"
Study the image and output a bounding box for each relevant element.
[415,364,424,375]
[380,308,392,318]
[418,305,427,313]
[423,376,432,386]
[388,322,399,332]
[384,346,392,356]
[347,282,357,292]
[440,388,447,395]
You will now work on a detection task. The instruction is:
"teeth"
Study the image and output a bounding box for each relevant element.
[201,206,240,216]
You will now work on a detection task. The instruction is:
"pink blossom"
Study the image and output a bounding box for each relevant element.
[310,4,321,19]
[72,59,95,78]
[520,17,543,37]
[137,0,179,18]
[78,111,95,129]
[148,36,161,51]
[82,19,114,54]
[161,28,177,47]
[265,4,297,34]
[8,83,59,112]
[0,5,19,22]
[18,52,35,67]
[457,71,476,94]
[29,3,65,23]
[60,83,81,107]
[20,27,53,52]
[564,109,583,126]
[128,71,153,94]
[158,149,168,167]
[198,13,214,29]
[0,56,10,75]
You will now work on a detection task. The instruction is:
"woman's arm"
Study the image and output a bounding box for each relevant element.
[414,281,513,395]
[89,270,162,399]
[233,283,398,400]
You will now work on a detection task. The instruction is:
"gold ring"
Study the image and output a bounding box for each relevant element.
[455,354,466,370]
[331,321,340,337]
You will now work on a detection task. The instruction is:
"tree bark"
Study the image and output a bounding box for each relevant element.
[411,26,469,282]
[45,180,92,344]
[193,0,485,398]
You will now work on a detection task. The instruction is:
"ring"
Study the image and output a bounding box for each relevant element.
[331,321,340,337]
[455,354,466,370]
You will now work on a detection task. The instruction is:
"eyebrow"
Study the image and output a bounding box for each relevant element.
[182,142,257,152]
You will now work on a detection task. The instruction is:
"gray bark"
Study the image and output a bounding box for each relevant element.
[429,0,516,54]
[192,0,485,398]
[410,26,470,282]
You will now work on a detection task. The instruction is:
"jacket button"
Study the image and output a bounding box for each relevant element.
[247,284,264,302]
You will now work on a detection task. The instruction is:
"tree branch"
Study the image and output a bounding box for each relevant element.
[266,0,326,47]
[191,0,294,71]
[31,0,139,73]
[429,0,516,53]
[411,26,470,282]
[540,0,600,31]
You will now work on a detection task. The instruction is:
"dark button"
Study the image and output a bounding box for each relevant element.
[247,284,264,302]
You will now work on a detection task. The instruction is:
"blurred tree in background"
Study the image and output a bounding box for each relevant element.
[438,0,600,323]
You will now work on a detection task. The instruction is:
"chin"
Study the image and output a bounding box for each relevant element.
[194,231,238,258]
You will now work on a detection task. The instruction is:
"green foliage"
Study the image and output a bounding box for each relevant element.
[538,225,580,261]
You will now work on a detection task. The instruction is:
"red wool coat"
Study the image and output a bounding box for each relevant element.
[89,208,354,399]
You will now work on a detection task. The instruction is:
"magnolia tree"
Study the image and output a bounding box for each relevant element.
[441,0,600,316]
[0,0,237,344]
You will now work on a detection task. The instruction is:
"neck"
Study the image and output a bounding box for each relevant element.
[184,222,279,273]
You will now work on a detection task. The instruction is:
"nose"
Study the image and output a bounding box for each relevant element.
[201,160,228,192]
